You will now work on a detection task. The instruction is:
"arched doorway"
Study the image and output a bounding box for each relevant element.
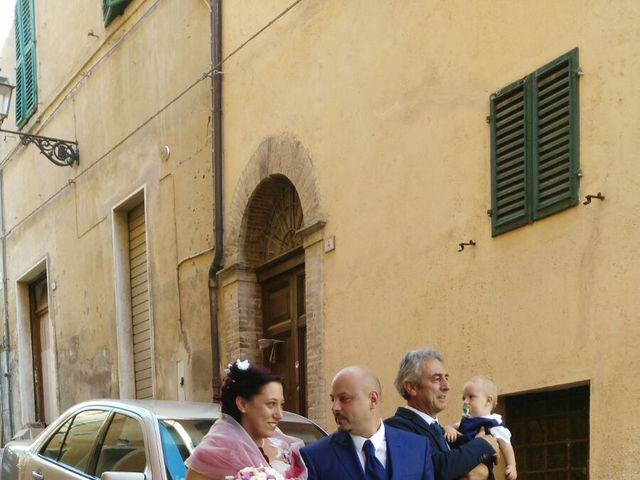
[218,135,326,425]
[248,176,306,414]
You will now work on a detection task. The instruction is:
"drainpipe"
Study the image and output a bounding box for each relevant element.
[208,0,223,401]
[0,170,15,441]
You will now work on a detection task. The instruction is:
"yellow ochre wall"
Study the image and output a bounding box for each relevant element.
[221,1,640,476]
[0,0,216,434]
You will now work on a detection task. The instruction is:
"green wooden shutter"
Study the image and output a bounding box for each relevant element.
[490,79,531,236]
[103,0,132,27]
[14,0,37,129]
[532,48,580,219]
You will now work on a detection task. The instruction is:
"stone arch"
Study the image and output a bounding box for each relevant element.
[217,134,326,425]
[225,135,324,266]
[240,174,303,267]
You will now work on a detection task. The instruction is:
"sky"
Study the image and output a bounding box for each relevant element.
[0,0,16,52]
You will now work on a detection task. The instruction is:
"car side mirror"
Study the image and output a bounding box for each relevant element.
[101,473,146,480]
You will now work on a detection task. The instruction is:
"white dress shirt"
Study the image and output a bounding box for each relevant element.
[405,406,439,425]
[350,421,388,469]
[405,406,450,450]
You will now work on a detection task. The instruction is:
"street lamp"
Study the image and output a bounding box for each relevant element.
[0,76,79,167]
[0,76,13,126]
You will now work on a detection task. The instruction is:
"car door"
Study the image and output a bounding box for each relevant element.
[93,412,148,478]
[24,409,110,480]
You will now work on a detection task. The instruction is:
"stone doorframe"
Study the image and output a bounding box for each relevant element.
[217,135,326,426]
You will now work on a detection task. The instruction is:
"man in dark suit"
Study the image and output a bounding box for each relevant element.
[301,366,434,480]
[385,348,498,480]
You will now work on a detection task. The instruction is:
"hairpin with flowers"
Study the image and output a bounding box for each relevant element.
[224,358,251,375]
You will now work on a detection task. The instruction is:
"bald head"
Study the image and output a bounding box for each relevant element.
[330,366,382,437]
[333,366,382,397]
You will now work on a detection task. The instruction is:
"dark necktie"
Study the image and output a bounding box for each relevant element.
[429,422,450,451]
[363,439,387,480]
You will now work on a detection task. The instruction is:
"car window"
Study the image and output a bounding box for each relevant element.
[278,420,326,445]
[95,413,146,477]
[159,419,213,480]
[40,416,74,461]
[40,410,110,472]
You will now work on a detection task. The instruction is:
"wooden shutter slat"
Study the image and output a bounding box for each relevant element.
[497,172,526,191]
[128,203,153,399]
[496,165,525,186]
[539,156,570,179]
[496,126,526,152]
[133,339,150,355]
[538,93,569,118]
[538,76,569,99]
[131,290,149,308]
[533,50,579,220]
[490,80,529,235]
[495,148,526,171]
[496,200,527,222]
[538,110,569,137]
[538,183,571,206]
[497,188,527,208]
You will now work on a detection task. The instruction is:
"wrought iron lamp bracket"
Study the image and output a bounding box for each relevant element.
[0,128,79,167]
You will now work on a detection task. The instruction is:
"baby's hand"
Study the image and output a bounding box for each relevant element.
[443,425,460,443]
[505,464,517,480]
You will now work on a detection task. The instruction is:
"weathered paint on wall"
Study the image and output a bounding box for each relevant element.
[0,0,216,439]
[220,1,640,476]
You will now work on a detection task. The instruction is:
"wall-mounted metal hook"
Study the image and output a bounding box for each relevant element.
[583,192,605,205]
[458,240,476,252]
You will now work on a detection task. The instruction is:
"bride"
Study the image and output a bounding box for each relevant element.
[185,360,307,480]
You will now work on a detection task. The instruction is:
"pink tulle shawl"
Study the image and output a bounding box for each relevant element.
[184,414,307,480]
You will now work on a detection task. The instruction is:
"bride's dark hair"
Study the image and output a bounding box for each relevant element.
[220,360,282,423]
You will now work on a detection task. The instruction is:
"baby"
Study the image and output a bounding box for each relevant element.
[443,376,517,480]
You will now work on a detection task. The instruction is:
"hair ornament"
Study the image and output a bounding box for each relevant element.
[236,359,250,370]
[223,358,251,375]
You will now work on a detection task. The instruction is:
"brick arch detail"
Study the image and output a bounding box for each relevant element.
[218,134,326,427]
[225,135,323,266]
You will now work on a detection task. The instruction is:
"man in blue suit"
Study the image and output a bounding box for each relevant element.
[301,366,434,480]
[384,348,498,480]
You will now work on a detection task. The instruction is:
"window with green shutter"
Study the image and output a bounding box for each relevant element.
[14,0,37,129]
[103,0,132,27]
[489,49,580,236]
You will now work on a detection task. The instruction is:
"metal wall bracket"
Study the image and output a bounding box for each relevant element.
[0,128,79,167]
[583,192,604,205]
[458,240,476,252]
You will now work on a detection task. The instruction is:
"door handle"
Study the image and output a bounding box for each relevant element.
[32,471,44,480]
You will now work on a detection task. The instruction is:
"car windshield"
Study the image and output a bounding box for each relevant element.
[158,418,325,480]
[159,419,213,480]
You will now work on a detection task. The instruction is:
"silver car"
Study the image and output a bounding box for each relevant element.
[0,399,326,480]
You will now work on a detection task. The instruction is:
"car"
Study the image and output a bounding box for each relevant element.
[0,399,326,480]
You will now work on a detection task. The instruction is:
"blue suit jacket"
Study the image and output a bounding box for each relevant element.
[300,424,434,480]
[385,407,495,480]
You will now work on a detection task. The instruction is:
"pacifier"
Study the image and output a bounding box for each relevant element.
[463,404,471,415]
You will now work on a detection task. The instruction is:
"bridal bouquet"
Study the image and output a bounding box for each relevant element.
[225,466,285,480]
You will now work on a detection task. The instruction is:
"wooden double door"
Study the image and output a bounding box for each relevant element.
[257,250,306,415]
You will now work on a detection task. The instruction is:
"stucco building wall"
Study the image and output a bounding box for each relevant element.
[219,1,640,476]
[0,0,216,439]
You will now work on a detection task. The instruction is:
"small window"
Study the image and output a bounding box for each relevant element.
[489,49,580,236]
[95,413,146,476]
[14,0,38,128]
[41,410,109,472]
[103,0,132,27]
[506,385,589,479]
[40,417,74,461]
